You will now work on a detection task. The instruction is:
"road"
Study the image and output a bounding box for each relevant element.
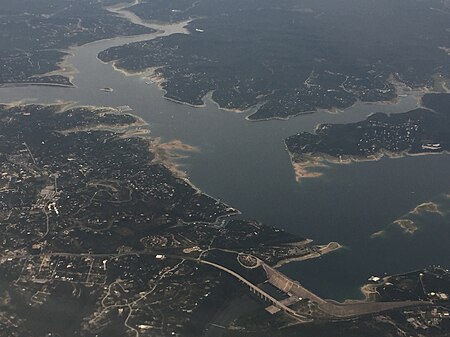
[263,263,430,318]
[40,250,431,320]
[197,259,310,320]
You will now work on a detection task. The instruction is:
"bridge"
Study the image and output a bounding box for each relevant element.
[197,259,311,321]
[45,250,431,321]
[188,254,431,320]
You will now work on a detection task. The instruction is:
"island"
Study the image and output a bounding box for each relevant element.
[285,93,450,181]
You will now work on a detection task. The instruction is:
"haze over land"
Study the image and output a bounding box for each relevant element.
[0,1,449,337]
[99,0,450,119]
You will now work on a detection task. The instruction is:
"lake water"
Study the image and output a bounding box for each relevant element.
[1,18,449,302]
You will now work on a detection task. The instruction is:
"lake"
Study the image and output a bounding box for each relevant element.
[1,19,449,302]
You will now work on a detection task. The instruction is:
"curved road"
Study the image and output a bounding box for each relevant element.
[43,250,431,320]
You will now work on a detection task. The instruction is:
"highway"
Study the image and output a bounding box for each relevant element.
[191,258,310,321]
[42,250,431,320]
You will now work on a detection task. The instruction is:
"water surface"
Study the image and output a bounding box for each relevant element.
[1,21,448,301]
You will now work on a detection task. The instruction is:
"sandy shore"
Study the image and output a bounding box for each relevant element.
[360,282,381,301]
[411,201,442,215]
[371,198,446,238]
[273,241,343,268]
[287,147,449,183]
[393,219,418,234]
[2,101,239,226]
[100,2,449,123]
[3,0,191,91]
[370,230,386,239]
[149,138,199,179]
[0,81,74,89]
[287,150,383,183]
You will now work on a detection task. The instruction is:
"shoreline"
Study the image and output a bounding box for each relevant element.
[287,147,450,183]
[98,0,447,125]
[273,241,343,268]
[97,10,447,124]
[1,101,239,226]
[1,0,190,92]
[1,3,450,328]
[0,10,239,229]
[360,283,381,301]
[0,82,75,89]
[104,0,192,33]
[371,198,446,238]
[107,61,442,123]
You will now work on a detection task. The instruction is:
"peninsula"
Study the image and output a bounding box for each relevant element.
[98,0,450,120]
[285,93,450,181]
